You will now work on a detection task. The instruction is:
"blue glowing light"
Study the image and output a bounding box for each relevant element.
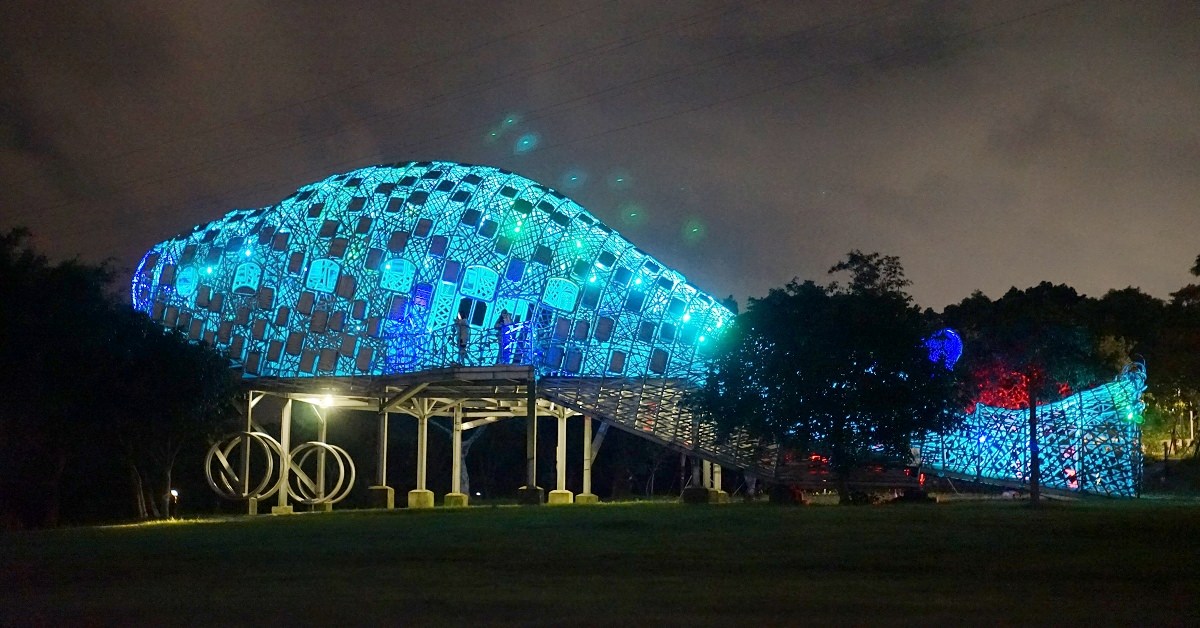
[132,161,735,380]
[919,362,1146,498]
[924,328,963,369]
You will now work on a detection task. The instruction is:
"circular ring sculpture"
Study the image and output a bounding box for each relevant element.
[206,431,284,500]
[286,441,356,504]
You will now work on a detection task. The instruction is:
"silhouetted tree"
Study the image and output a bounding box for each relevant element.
[691,251,961,502]
[0,229,237,527]
[943,283,1110,504]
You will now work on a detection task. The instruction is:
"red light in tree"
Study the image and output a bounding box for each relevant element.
[968,362,1071,412]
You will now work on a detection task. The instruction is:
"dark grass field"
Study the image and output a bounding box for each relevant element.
[3,499,1198,626]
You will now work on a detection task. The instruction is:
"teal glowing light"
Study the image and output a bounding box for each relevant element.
[919,362,1146,498]
[514,133,540,154]
[132,161,735,380]
[561,169,586,190]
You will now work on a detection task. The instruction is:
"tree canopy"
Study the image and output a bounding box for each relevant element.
[942,283,1111,410]
[690,251,962,500]
[0,229,239,528]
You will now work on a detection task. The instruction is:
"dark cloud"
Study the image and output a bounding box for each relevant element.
[1,0,1198,307]
[987,87,1114,166]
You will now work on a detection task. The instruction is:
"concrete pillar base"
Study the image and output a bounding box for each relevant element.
[368,485,394,510]
[407,489,435,509]
[575,493,600,505]
[270,505,294,515]
[681,487,711,504]
[246,497,258,516]
[710,489,730,504]
[547,490,574,505]
[443,492,469,508]
[517,486,544,505]
[310,502,333,512]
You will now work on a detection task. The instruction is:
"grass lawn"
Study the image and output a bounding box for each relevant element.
[2,499,1198,626]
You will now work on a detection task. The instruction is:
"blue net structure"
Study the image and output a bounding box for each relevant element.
[132,161,735,381]
[918,362,1146,498]
[132,160,1144,496]
[133,161,778,477]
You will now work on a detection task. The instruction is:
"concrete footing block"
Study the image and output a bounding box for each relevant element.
[443,492,469,508]
[517,486,544,505]
[408,489,435,509]
[681,487,711,504]
[270,505,294,515]
[547,490,574,505]
[711,490,730,504]
[575,493,600,505]
[368,485,395,510]
[246,497,258,516]
[311,502,333,512]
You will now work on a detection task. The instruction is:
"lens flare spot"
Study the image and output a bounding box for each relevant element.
[681,218,707,244]
[608,169,633,190]
[514,132,540,154]
[560,169,587,190]
[619,202,646,227]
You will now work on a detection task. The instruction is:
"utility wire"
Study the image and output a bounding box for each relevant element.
[14,1,753,222]
[531,0,1089,155]
[93,2,608,163]
[19,0,1083,246]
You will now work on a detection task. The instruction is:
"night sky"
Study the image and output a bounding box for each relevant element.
[2,1,1197,309]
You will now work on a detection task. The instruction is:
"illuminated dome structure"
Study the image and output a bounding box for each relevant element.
[132,161,734,381]
[133,161,1142,504]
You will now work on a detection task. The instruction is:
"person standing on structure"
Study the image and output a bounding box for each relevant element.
[454,312,470,364]
[495,309,513,364]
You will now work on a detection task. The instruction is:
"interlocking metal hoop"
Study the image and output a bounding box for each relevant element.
[286,441,356,504]
[205,431,284,500]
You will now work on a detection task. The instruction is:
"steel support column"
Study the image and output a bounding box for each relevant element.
[583,416,593,495]
[556,414,567,491]
[518,376,543,504]
[408,402,435,508]
[548,410,573,504]
[444,404,468,507]
[416,414,428,491]
[369,407,395,509]
[272,399,294,514]
[377,411,389,485]
[577,415,600,504]
[451,406,463,494]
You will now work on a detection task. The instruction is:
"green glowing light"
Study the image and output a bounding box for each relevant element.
[681,218,707,244]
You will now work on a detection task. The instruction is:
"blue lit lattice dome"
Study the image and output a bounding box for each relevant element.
[133,161,734,379]
[924,328,963,369]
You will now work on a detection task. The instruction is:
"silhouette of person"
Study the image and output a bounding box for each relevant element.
[454,313,469,364]
[495,309,513,364]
